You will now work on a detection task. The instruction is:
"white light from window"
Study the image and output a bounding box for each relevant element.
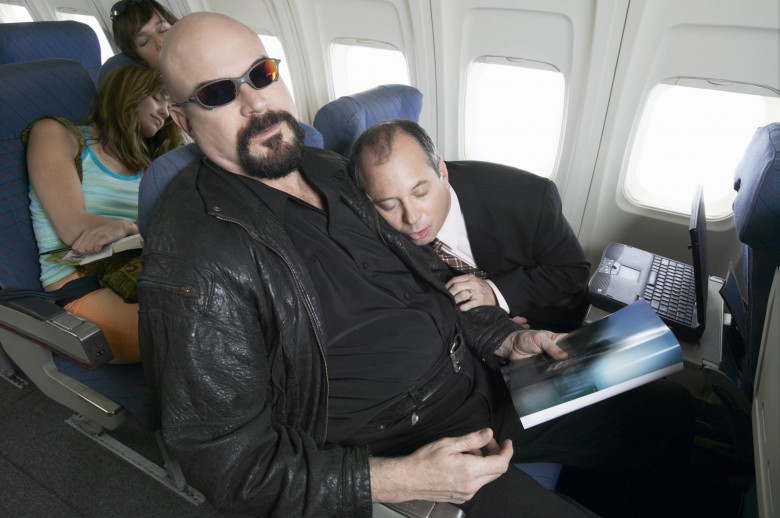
[0,3,33,23]
[465,58,565,178]
[330,41,409,99]
[259,34,296,107]
[625,80,780,219]
[56,11,114,64]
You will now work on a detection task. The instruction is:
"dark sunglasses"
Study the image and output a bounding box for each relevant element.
[110,0,150,21]
[172,58,282,110]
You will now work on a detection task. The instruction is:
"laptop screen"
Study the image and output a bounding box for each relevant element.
[689,185,708,324]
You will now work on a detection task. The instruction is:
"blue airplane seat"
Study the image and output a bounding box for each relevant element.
[514,461,562,491]
[0,21,102,84]
[138,143,202,239]
[0,60,94,291]
[0,58,205,502]
[97,52,141,86]
[138,122,324,238]
[0,59,153,430]
[313,84,423,156]
[301,121,325,148]
[731,122,780,397]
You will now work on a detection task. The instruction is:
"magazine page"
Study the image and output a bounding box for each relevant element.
[508,300,683,428]
[61,234,143,265]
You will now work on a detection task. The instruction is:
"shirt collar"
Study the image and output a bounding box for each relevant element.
[437,186,467,249]
[435,186,477,265]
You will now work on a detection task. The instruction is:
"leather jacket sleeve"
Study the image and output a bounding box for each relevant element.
[139,248,372,518]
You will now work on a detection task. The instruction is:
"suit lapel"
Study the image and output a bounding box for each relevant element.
[447,165,505,274]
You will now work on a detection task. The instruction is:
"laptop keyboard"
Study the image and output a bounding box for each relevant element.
[643,256,696,324]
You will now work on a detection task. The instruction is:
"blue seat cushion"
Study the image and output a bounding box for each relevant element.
[97,53,142,86]
[0,21,101,84]
[313,84,423,156]
[515,462,562,490]
[0,60,95,291]
[733,122,780,259]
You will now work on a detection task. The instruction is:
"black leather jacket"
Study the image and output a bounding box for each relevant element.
[138,147,521,517]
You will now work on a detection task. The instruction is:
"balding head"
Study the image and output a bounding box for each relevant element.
[161,12,263,102]
[158,12,300,178]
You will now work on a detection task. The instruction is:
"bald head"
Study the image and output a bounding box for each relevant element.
[157,12,299,178]
[160,12,265,102]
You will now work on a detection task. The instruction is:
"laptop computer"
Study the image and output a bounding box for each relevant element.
[588,185,708,343]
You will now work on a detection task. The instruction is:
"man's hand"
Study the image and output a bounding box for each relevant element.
[445,274,497,311]
[495,329,569,361]
[370,428,512,504]
[510,315,530,329]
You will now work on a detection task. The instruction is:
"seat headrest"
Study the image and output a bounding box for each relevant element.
[301,121,325,149]
[732,123,780,259]
[0,60,96,290]
[0,21,101,84]
[97,53,141,87]
[313,84,423,156]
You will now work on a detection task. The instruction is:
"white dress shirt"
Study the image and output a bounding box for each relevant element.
[437,187,510,313]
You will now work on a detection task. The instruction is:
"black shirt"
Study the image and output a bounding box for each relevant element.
[236,167,457,443]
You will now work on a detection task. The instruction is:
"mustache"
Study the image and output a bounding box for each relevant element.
[242,110,297,136]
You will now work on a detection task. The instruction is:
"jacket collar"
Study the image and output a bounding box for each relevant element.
[446,163,505,273]
[196,147,346,237]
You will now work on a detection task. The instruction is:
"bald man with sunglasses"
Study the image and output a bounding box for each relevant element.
[137,12,612,518]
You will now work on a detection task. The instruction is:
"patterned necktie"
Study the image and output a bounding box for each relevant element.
[430,238,487,279]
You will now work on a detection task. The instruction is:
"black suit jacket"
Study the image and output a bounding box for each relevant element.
[446,161,590,332]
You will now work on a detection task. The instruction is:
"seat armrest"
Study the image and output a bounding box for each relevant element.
[0,296,112,368]
[373,501,466,518]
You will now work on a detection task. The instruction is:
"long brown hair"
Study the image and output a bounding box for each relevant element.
[89,64,183,172]
[111,0,178,66]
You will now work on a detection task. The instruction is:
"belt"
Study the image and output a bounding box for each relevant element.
[371,333,466,425]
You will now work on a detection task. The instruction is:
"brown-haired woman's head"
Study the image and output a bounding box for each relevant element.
[91,64,184,171]
[110,0,178,70]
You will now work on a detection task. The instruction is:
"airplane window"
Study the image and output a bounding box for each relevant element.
[330,39,410,99]
[258,34,296,106]
[0,3,33,22]
[625,78,780,219]
[465,57,565,178]
[56,9,114,64]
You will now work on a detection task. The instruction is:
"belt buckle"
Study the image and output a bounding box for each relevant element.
[449,335,464,373]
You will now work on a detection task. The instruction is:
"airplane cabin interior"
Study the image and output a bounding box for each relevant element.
[0,1,778,517]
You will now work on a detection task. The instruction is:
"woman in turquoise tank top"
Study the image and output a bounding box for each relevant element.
[25,64,184,363]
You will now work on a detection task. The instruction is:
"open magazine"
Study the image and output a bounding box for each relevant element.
[508,300,683,428]
[44,234,143,266]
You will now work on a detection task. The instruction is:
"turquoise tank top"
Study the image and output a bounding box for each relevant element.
[30,124,143,287]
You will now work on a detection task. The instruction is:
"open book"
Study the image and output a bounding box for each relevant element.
[507,300,683,428]
[58,234,143,265]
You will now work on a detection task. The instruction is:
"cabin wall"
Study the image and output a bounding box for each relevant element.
[579,0,779,275]
[429,0,628,235]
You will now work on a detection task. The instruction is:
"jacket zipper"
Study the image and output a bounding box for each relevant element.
[213,214,330,442]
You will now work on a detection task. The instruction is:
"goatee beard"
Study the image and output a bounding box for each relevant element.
[237,110,305,180]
